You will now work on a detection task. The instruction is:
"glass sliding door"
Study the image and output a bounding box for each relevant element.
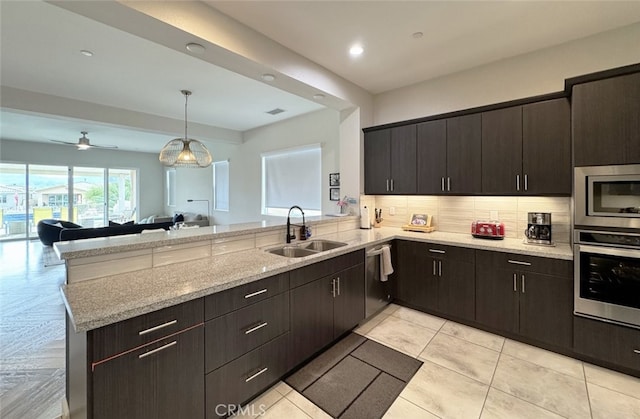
[29,165,70,235]
[0,163,28,240]
[108,168,137,223]
[73,167,106,228]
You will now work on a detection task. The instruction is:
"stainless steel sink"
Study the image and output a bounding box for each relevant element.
[267,246,318,258]
[300,240,348,252]
[266,240,348,258]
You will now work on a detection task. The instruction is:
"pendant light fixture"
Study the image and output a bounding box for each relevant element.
[159,90,212,168]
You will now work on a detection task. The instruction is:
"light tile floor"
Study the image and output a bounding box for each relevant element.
[239,304,640,419]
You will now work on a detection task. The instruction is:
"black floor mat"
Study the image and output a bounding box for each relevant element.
[285,333,423,419]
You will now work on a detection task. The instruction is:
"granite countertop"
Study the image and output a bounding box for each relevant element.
[61,227,573,333]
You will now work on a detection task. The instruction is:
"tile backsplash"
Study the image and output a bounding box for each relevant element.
[361,195,571,243]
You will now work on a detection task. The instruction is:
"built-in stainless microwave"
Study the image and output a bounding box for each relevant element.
[575,165,640,229]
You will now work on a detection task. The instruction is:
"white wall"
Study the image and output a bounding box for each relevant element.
[0,139,165,219]
[374,22,640,125]
[177,109,339,225]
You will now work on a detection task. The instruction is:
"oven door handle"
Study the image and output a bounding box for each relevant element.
[577,244,640,259]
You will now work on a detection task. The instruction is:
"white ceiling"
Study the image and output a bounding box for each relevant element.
[1,1,640,153]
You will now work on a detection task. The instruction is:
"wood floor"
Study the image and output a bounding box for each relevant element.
[0,240,65,419]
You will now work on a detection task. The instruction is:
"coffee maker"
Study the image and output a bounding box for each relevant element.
[525,212,552,245]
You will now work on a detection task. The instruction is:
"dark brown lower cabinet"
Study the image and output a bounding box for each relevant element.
[394,240,474,321]
[475,250,573,349]
[206,333,290,419]
[91,326,204,419]
[574,316,640,374]
[289,262,365,367]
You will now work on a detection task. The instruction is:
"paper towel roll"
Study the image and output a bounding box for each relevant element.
[360,206,371,229]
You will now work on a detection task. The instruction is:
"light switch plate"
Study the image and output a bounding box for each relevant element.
[389,207,396,215]
[490,210,499,220]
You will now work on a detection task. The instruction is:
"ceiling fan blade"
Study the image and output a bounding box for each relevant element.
[50,139,79,146]
[89,143,118,149]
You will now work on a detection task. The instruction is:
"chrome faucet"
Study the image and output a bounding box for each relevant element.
[286,206,306,243]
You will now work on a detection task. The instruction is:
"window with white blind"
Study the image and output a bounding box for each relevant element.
[213,160,229,211]
[262,145,321,217]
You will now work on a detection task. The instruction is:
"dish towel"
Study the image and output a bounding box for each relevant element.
[380,245,394,282]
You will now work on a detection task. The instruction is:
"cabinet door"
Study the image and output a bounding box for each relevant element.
[389,125,417,194]
[333,264,365,338]
[416,120,447,194]
[475,260,518,334]
[522,99,571,195]
[289,276,334,366]
[92,326,204,419]
[574,316,640,373]
[518,272,573,349]
[573,72,640,166]
[439,258,475,322]
[364,129,391,194]
[481,106,523,194]
[447,114,482,194]
[395,241,437,311]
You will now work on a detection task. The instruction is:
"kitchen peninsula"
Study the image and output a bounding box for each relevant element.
[58,217,573,419]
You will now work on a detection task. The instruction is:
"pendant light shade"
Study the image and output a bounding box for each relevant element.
[159,90,212,168]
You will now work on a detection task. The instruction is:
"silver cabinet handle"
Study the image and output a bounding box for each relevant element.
[331,278,336,298]
[337,277,340,296]
[244,289,267,299]
[513,273,517,292]
[429,249,445,254]
[245,322,268,335]
[634,349,640,354]
[516,174,520,191]
[433,260,437,276]
[390,179,394,191]
[441,177,445,191]
[245,367,268,383]
[521,274,526,294]
[138,341,177,359]
[447,177,451,191]
[438,260,442,277]
[138,320,177,336]
[386,179,390,191]
[508,260,531,266]
[524,174,528,191]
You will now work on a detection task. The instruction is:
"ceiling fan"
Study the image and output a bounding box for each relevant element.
[50,131,118,150]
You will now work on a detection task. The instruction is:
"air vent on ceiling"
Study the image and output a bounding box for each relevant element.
[266,108,285,115]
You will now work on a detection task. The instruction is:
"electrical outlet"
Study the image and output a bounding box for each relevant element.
[490,210,499,220]
[389,207,396,215]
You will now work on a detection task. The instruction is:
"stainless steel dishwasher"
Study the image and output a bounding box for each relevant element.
[365,243,392,318]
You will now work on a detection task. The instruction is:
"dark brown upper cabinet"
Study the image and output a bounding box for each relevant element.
[482,100,570,195]
[417,114,481,194]
[573,71,640,166]
[522,98,571,194]
[364,125,416,194]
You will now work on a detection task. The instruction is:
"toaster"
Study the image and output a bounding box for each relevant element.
[471,221,505,239]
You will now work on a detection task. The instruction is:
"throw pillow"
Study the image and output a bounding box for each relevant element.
[173,213,184,223]
[109,220,120,226]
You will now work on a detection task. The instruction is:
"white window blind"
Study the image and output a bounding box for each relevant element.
[213,161,229,211]
[262,145,321,216]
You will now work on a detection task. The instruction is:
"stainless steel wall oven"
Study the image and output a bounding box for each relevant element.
[575,164,640,229]
[574,229,640,328]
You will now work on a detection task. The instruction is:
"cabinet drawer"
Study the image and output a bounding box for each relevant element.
[475,249,571,277]
[205,292,289,373]
[205,272,289,320]
[92,325,204,419]
[290,250,364,288]
[419,242,474,261]
[91,298,204,361]
[574,316,640,373]
[206,333,289,419]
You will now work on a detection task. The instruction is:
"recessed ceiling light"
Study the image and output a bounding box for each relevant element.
[262,74,276,82]
[412,32,424,39]
[186,43,205,54]
[313,94,325,100]
[349,45,364,56]
[80,50,94,57]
